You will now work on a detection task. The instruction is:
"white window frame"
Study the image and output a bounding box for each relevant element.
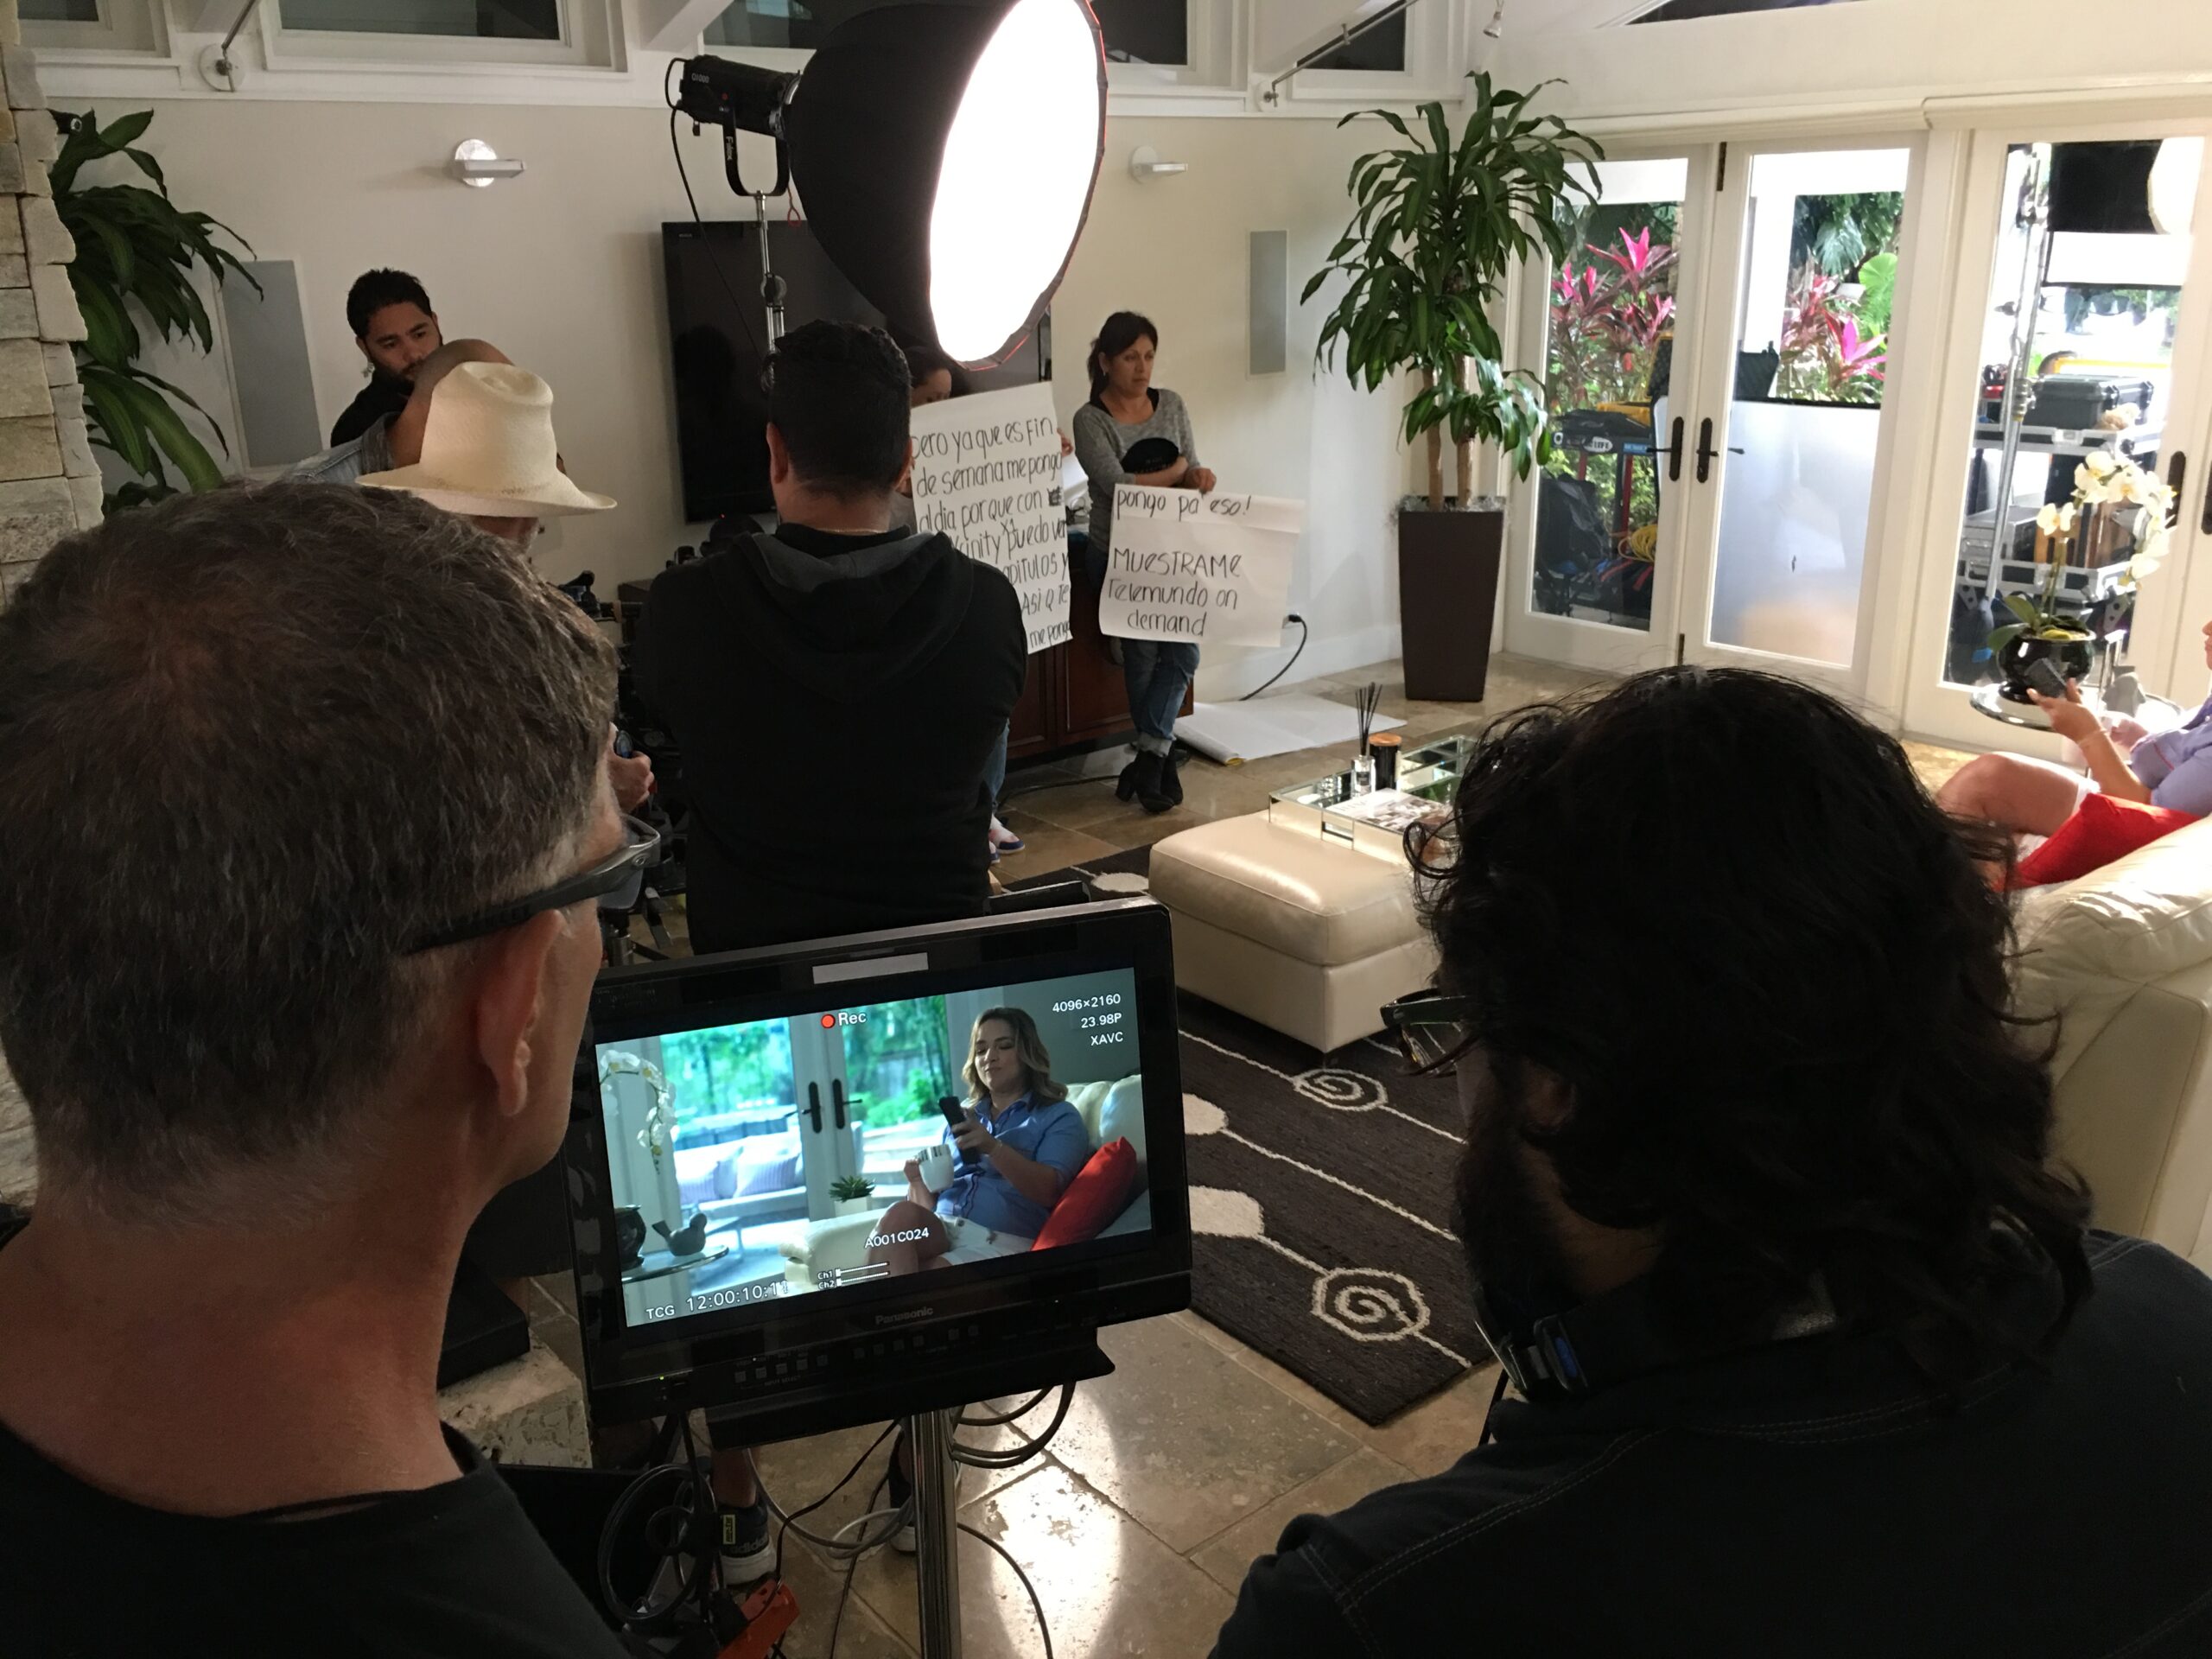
[261,0,621,73]
[1279,0,1465,106]
[699,1,1245,104]
[20,0,168,57]
[1103,0,1241,98]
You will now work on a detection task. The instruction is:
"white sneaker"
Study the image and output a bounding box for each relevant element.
[885,1454,961,1554]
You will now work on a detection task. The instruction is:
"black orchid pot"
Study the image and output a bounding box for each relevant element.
[1997,630,2095,704]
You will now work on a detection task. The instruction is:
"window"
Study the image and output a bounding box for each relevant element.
[20,0,164,52]
[706,0,845,51]
[707,0,1211,84]
[281,0,561,36]
[1630,0,1863,20]
[1095,0,1187,67]
[266,0,615,67]
[1310,12,1404,73]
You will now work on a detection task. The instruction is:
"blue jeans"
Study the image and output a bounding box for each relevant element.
[1123,639,1200,756]
[984,721,1008,806]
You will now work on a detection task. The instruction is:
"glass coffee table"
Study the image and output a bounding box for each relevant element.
[1268,734,1473,861]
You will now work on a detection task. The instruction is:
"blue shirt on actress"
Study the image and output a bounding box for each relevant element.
[935,1092,1090,1238]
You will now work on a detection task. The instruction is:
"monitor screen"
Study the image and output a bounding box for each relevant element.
[565,899,1185,1431]
[663,220,1052,524]
[596,965,1145,1332]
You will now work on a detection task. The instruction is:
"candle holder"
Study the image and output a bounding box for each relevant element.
[1369,732,1402,790]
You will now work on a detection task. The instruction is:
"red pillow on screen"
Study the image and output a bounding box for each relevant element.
[2013,793,2199,889]
[1031,1138,1138,1250]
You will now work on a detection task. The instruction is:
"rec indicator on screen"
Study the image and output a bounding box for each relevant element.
[819,1011,868,1029]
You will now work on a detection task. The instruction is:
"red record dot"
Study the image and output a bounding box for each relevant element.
[821,1014,837,1028]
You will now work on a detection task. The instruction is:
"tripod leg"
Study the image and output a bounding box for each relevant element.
[905,1409,963,1659]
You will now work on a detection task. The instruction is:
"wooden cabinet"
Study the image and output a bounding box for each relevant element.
[1007,546,1192,764]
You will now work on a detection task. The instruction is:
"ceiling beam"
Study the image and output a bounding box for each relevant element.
[635,0,736,54]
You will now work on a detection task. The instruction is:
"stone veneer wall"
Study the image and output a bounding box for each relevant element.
[0,0,91,1207]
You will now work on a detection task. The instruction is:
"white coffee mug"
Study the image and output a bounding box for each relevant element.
[916,1142,957,1195]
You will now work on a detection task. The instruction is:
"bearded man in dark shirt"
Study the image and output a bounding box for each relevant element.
[1216,669,2212,1659]
[0,484,634,1656]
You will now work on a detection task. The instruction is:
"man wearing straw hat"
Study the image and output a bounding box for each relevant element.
[359,352,616,550]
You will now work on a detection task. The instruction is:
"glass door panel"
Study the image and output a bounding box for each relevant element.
[1687,145,1913,678]
[1904,128,2212,751]
[1506,152,1712,672]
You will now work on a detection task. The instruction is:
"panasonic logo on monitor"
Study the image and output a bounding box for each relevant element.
[874,1307,936,1328]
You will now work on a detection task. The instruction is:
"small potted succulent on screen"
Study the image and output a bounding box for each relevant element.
[830,1175,878,1217]
[1987,448,2171,701]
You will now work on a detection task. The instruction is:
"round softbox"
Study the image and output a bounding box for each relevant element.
[782,0,1108,368]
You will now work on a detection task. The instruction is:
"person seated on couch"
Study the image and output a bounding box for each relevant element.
[1938,616,2212,837]
[866,1008,1090,1277]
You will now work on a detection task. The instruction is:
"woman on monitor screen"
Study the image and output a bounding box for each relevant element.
[1071,310,1217,817]
[866,1007,1091,1276]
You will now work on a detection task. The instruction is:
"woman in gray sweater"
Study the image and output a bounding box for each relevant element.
[1071,311,1217,813]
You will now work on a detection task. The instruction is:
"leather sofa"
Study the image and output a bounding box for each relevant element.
[2013,817,2212,1271]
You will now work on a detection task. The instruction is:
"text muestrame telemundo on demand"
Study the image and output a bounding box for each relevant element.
[1100,486,1303,648]
[909,382,1071,654]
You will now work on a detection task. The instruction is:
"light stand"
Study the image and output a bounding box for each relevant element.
[905,1409,964,1659]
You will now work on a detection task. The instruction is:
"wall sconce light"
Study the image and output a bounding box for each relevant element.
[1129,145,1187,181]
[451,140,525,188]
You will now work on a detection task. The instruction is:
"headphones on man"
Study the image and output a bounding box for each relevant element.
[1471,1273,1839,1405]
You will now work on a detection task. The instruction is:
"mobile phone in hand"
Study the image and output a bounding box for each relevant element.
[2024,658,2071,700]
[939,1096,983,1165]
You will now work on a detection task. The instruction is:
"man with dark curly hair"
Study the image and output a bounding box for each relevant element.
[1213,667,2212,1659]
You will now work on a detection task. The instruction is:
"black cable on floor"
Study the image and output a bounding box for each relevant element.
[962,1522,1055,1659]
[1239,614,1310,701]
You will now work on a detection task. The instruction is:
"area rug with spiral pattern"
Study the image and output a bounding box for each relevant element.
[1014,849,1483,1424]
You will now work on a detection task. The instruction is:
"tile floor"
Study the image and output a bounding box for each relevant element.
[533,652,1974,1659]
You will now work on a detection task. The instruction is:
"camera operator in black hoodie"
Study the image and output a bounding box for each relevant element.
[636,321,1025,956]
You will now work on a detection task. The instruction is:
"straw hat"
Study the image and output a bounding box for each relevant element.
[359,361,614,517]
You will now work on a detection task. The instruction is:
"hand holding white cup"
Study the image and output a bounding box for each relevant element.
[916,1143,957,1194]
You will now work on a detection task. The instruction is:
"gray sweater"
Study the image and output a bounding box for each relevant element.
[1072,387,1199,553]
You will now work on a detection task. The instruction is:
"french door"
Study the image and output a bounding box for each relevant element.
[1899,123,2212,752]
[1504,136,1926,698]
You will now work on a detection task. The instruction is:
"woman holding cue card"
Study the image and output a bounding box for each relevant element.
[1073,311,1217,815]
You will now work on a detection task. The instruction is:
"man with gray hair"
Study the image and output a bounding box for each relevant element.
[0,484,635,1654]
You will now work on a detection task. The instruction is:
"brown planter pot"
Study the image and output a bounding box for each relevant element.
[1398,504,1503,702]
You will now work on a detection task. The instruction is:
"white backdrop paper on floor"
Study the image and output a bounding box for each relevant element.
[1174,694,1404,765]
[910,382,1071,653]
[1101,486,1303,648]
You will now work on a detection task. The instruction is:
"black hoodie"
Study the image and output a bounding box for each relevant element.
[635,524,1025,954]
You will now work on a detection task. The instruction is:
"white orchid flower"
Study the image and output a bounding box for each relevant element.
[2129,552,2164,584]
[2084,449,2120,480]
[2036,503,2063,535]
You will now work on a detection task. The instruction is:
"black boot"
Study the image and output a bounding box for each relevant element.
[1117,751,1163,804]
[1135,751,1174,815]
[1160,746,1184,807]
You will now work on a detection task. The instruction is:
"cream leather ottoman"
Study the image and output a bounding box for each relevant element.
[1150,812,1437,1053]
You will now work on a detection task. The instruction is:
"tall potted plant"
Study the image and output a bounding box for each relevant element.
[53,110,256,513]
[1306,73,1600,700]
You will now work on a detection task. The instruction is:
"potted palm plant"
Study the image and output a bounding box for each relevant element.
[1307,74,1601,700]
[54,109,256,513]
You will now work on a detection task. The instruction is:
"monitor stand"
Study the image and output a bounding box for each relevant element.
[901,1337,1112,1659]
